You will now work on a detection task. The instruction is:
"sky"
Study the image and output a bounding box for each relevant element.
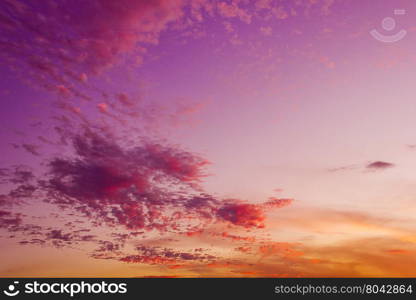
[1,0,416,277]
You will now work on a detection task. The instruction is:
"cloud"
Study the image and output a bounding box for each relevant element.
[119,246,216,266]
[262,197,293,208]
[366,161,395,171]
[0,210,22,229]
[217,203,265,228]
[0,122,294,269]
[0,0,337,93]
[0,0,186,78]
[266,206,412,235]
[328,161,395,173]
[260,26,273,36]
[258,242,304,260]
[0,0,343,276]
[299,237,416,277]
[217,1,252,24]
[272,6,289,20]
[21,144,41,156]
[41,130,214,231]
[0,0,202,133]
[327,164,359,172]
[255,0,273,11]
[385,249,410,255]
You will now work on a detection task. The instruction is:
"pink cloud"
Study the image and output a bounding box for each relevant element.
[217,203,265,228]
[217,1,252,24]
[366,161,395,171]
